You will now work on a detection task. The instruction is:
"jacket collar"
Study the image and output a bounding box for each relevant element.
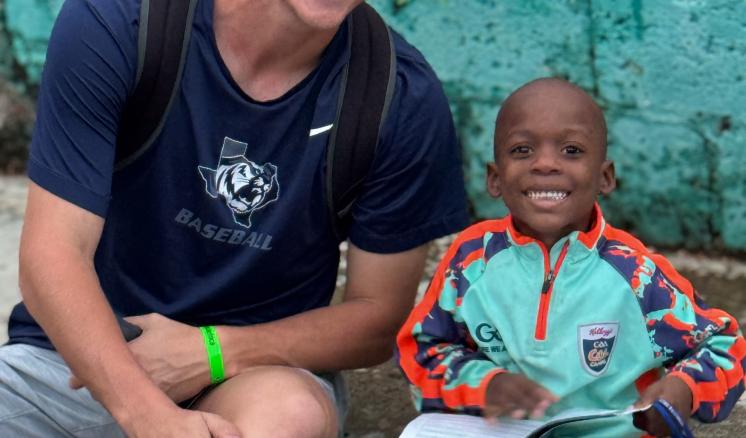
[505,203,606,261]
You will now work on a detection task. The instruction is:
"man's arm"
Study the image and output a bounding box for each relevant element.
[104,241,431,403]
[106,240,435,403]
[219,242,428,372]
[19,183,239,437]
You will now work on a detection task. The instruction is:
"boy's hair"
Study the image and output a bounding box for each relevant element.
[493,78,608,160]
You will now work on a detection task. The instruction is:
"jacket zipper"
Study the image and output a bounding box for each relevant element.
[534,241,570,341]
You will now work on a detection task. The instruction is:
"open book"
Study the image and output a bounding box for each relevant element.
[400,405,649,438]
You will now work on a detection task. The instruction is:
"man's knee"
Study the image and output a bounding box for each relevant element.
[196,366,338,438]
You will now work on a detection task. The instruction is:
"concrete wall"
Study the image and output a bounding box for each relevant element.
[1,0,745,250]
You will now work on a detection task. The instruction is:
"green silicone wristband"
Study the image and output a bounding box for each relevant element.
[200,326,225,384]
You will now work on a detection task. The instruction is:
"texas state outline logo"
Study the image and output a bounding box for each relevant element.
[578,322,619,376]
[198,137,280,229]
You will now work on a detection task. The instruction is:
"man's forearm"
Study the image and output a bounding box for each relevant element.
[219,297,398,376]
[218,243,429,376]
[19,249,175,427]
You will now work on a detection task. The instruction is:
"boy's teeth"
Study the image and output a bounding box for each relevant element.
[527,190,568,200]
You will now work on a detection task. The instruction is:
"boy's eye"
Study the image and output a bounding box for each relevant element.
[562,145,583,155]
[510,145,532,155]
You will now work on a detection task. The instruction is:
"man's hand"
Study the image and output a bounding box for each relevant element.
[633,375,693,436]
[484,373,559,420]
[121,405,241,438]
[71,313,210,402]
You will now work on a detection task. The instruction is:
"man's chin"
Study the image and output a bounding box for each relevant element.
[291,4,358,31]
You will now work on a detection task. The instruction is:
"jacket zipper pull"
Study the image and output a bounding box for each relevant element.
[541,271,554,294]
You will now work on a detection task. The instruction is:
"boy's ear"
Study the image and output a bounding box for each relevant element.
[486,162,502,198]
[599,160,616,195]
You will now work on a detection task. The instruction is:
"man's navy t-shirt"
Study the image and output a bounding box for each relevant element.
[8,0,469,347]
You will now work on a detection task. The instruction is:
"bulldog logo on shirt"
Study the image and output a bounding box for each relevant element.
[578,322,619,376]
[199,137,280,229]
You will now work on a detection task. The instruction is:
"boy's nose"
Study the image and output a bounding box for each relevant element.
[530,147,561,174]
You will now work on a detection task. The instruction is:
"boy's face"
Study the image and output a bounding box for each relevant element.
[487,80,615,248]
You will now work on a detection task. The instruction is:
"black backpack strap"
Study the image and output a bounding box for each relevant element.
[326,3,397,240]
[115,0,199,170]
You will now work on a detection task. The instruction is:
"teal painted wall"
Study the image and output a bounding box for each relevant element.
[1,0,745,250]
[369,0,746,250]
[1,0,62,87]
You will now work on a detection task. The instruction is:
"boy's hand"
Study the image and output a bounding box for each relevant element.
[484,372,559,420]
[632,375,693,436]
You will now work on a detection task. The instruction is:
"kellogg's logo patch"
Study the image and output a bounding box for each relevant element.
[578,322,619,376]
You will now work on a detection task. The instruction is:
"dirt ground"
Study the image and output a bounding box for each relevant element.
[344,361,416,438]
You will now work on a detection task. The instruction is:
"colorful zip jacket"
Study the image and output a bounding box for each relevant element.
[397,204,745,436]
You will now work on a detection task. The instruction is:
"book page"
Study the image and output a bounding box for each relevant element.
[399,413,543,438]
[528,405,650,437]
[399,405,650,438]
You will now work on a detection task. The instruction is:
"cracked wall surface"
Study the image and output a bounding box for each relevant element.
[0,0,745,249]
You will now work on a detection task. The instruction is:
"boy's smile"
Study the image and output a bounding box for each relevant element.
[487,79,615,249]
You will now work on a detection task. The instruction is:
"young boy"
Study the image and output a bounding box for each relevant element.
[396,78,746,437]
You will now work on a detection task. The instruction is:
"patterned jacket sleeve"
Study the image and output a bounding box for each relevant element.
[636,251,746,422]
[396,227,503,414]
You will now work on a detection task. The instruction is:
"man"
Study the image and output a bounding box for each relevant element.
[0,0,469,437]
